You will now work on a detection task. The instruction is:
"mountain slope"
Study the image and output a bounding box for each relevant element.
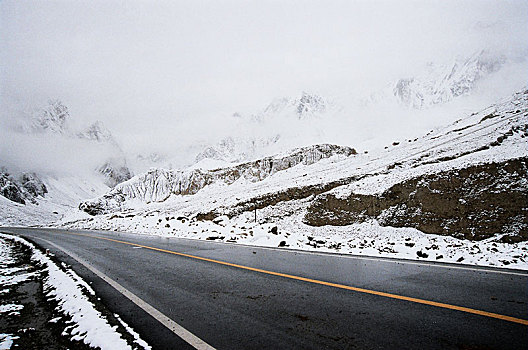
[63,88,528,268]
[362,50,525,110]
[0,100,131,224]
[79,144,357,215]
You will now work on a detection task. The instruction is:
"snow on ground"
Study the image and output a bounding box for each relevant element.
[64,197,528,270]
[62,90,528,270]
[0,304,24,316]
[187,157,236,170]
[0,238,37,289]
[0,174,109,227]
[0,233,150,350]
[0,334,19,350]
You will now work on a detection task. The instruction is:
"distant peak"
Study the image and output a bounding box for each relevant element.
[259,92,328,120]
[295,92,327,117]
[389,49,510,109]
[33,99,70,133]
[80,121,114,143]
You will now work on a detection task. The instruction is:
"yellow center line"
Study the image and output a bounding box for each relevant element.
[63,231,528,326]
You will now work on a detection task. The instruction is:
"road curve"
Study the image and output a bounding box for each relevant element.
[2,227,527,350]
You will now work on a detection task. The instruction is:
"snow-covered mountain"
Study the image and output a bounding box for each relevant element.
[31,99,71,134]
[126,50,526,172]
[194,135,282,164]
[255,92,331,121]
[364,50,524,109]
[65,87,528,269]
[77,120,118,146]
[0,100,134,224]
[192,51,525,168]
[79,144,357,215]
[193,92,337,165]
[11,100,132,188]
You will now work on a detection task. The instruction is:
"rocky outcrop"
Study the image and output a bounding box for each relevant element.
[80,144,357,215]
[98,159,133,188]
[304,158,528,241]
[77,121,118,146]
[33,100,70,133]
[0,171,47,205]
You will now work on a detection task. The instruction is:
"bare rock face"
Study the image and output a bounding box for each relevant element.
[304,158,528,241]
[98,160,133,188]
[0,172,48,205]
[80,144,357,215]
[19,173,48,198]
[0,174,26,204]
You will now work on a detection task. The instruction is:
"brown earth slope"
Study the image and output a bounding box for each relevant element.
[304,158,528,242]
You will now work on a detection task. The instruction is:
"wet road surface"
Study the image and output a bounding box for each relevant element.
[2,227,527,350]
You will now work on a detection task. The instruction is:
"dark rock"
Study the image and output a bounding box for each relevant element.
[499,235,524,244]
[269,226,278,235]
[206,236,224,240]
[416,251,428,258]
[196,212,220,221]
[278,241,287,247]
[20,173,47,197]
[212,216,228,226]
[1,182,25,204]
[1,172,48,205]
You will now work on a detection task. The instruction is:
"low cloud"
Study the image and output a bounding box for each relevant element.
[0,130,119,177]
[1,1,527,172]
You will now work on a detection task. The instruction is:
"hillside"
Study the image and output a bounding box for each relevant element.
[64,88,528,269]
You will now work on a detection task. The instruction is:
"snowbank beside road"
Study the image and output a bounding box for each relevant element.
[0,233,150,350]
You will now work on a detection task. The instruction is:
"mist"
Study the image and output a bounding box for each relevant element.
[1,0,527,174]
[0,130,121,177]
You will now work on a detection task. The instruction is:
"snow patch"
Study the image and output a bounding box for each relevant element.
[0,233,150,350]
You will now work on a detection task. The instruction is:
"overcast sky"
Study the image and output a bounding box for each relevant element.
[1,0,527,155]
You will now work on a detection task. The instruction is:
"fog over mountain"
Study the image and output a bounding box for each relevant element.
[1,0,527,173]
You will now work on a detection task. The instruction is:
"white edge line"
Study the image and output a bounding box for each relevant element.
[35,237,216,350]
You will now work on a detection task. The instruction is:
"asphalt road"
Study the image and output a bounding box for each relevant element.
[2,227,527,350]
